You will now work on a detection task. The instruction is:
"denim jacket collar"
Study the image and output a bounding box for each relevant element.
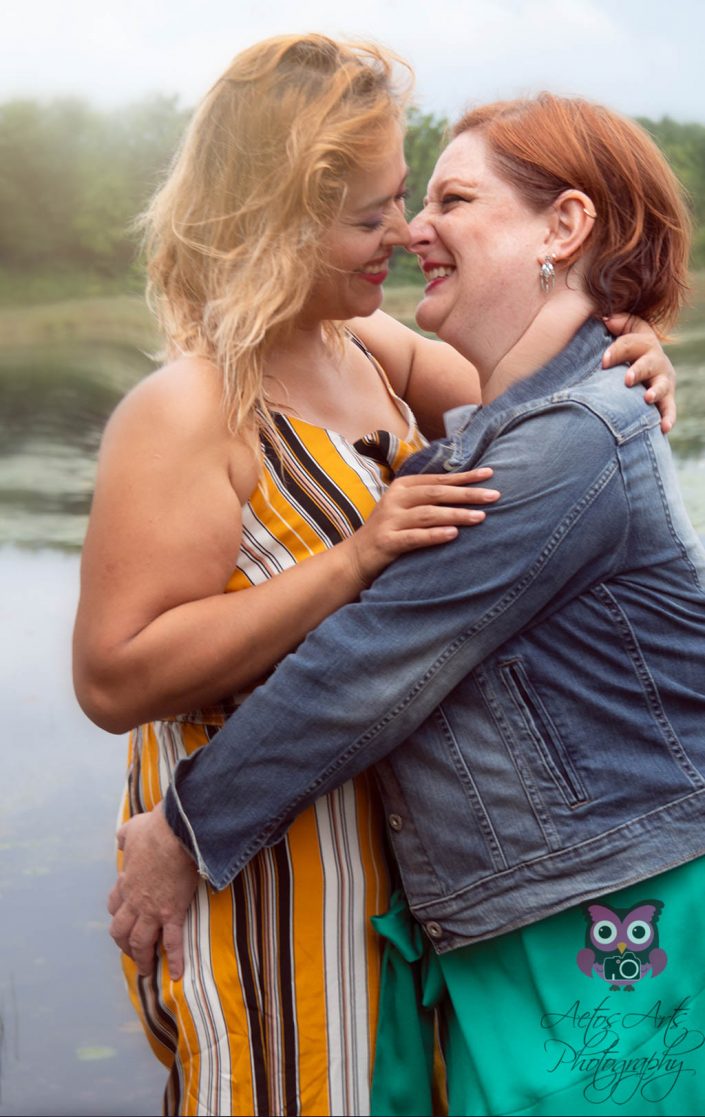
[435,318,614,473]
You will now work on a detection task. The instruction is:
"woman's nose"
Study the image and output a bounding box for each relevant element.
[408,211,434,253]
[382,206,411,249]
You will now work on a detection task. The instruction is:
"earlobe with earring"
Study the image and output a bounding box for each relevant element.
[539,254,555,295]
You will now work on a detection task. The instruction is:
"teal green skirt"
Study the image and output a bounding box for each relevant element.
[371,857,705,1116]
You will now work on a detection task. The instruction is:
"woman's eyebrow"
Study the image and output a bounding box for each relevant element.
[353,169,409,213]
[423,177,478,206]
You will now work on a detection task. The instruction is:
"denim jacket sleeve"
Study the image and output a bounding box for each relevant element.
[165,403,628,888]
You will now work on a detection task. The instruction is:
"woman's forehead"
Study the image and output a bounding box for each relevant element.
[344,137,408,210]
[428,131,489,191]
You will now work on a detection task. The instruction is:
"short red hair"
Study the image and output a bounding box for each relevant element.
[453,94,691,331]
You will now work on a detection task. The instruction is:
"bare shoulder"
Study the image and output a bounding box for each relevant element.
[95,353,258,511]
[106,354,227,447]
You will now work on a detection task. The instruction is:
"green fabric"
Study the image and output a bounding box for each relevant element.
[370,891,440,1116]
[372,858,705,1116]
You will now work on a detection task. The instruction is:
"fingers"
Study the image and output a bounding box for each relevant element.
[348,466,501,584]
[394,489,500,516]
[603,332,675,388]
[382,479,500,539]
[653,392,676,433]
[109,904,162,976]
[128,914,163,977]
[402,503,489,528]
[603,333,656,369]
[603,313,644,337]
[436,467,494,483]
[107,875,188,980]
[162,920,187,982]
[389,473,500,509]
[380,507,491,554]
[107,878,123,916]
[602,330,676,435]
[384,525,462,550]
[395,467,494,488]
[659,404,676,435]
[638,370,678,430]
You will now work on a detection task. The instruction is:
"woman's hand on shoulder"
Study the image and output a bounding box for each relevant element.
[602,314,677,433]
[345,468,500,588]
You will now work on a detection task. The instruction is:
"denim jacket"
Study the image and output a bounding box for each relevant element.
[165,319,705,952]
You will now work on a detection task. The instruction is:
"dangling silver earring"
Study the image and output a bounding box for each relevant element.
[539,254,555,294]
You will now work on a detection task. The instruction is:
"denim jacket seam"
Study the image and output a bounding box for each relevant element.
[414,441,454,473]
[447,395,637,471]
[165,783,211,881]
[569,399,659,444]
[408,786,705,912]
[642,432,704,586]
[433,704,509,871]
[591,583,705,789]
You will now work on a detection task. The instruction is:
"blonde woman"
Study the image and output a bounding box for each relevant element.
[77,35,675,1117]
[74,36,498,1116]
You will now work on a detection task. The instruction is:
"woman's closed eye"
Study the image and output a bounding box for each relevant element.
[359,190,409,230]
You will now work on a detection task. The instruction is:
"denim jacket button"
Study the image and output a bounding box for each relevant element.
[388,813,403,832]
[425,921,443,939]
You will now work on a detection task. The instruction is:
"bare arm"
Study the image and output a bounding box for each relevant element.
[74,356,497,733]
[349,310,482,438]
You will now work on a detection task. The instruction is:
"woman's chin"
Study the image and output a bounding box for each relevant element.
[414,297,441,336]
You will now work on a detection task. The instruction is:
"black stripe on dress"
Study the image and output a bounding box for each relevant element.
[273,838,300,1115]
[263,418,366,540]
[354,429,395,475]
[233,869,270,1115]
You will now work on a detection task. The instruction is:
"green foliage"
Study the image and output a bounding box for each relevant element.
[390,107,450,285]
[0,95,189,301]
[636,116,705,267]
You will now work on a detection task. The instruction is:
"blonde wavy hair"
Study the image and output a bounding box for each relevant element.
[140,34,412,439]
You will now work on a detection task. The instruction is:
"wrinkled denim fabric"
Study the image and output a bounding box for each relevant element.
[165,319,705,951]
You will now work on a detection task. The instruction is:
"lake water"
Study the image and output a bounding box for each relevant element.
[0,323,703,1115]
[0,548,164,1116]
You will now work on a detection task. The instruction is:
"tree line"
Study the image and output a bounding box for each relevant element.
[1,97,703,301]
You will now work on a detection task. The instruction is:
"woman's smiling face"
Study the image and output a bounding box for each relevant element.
[299,127,410,325]
[409,129,551,369]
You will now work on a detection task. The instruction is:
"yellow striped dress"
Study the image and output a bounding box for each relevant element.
[119,348,427,1116]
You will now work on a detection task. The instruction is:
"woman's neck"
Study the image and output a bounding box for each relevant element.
[264,321,339,407]
[481,289,596,404]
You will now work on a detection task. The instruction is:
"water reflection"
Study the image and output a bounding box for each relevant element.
[1,331,703,549]
[0,342,153,549]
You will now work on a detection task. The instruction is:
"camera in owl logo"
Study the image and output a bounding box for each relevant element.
[603,951,641,982]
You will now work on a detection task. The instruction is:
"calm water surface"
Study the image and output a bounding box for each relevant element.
[0,548,164,1116]
[0,323,703,1115]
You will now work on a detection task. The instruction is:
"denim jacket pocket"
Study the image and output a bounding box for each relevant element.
[499,659,589,808]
